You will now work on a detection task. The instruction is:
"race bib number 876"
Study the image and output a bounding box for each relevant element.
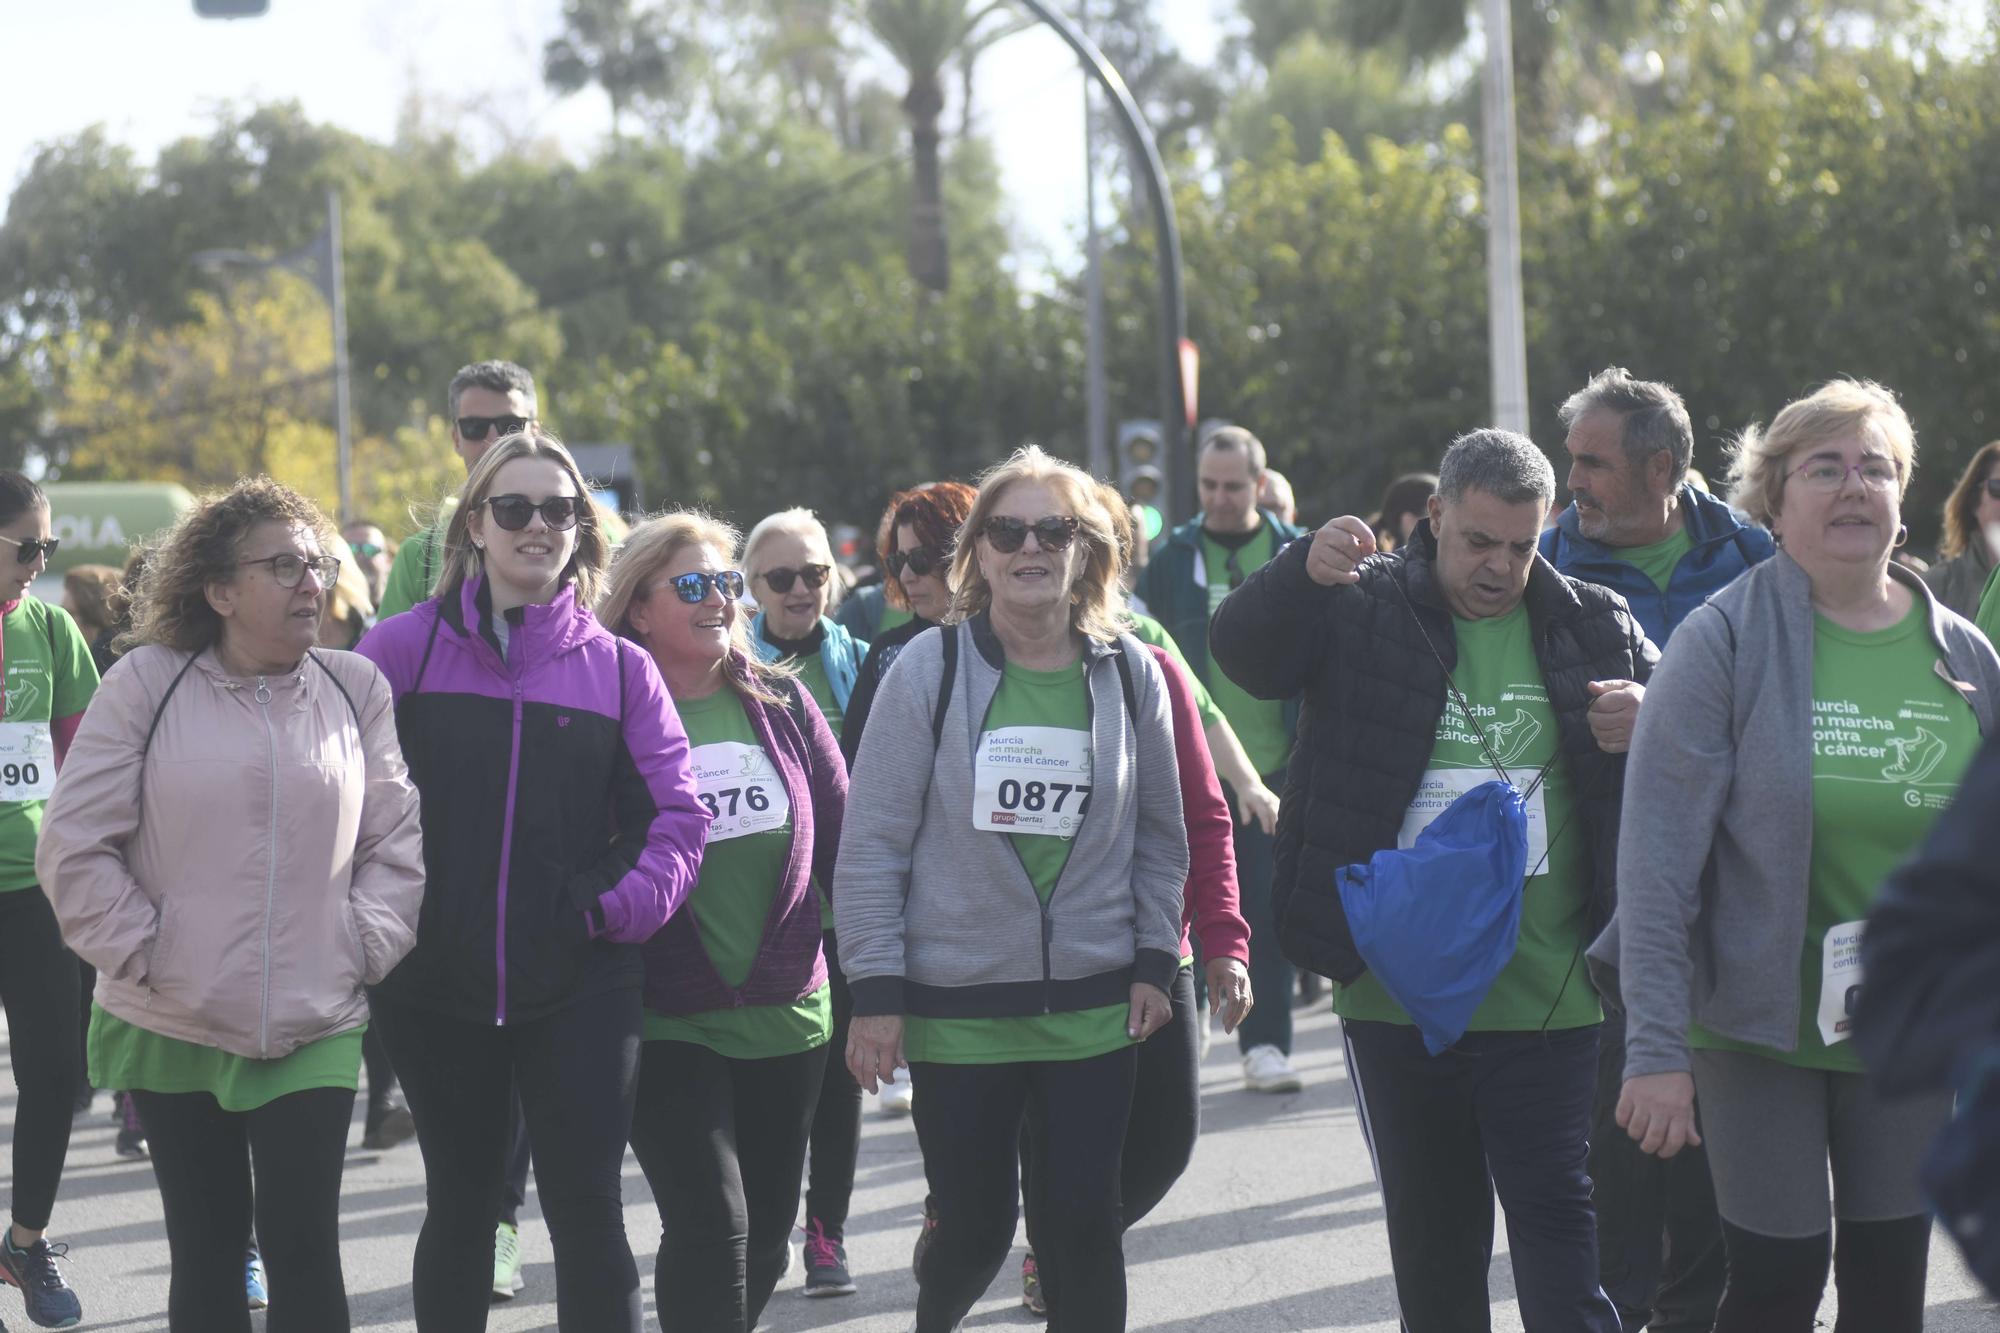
[972,725,1092,839]
[690,741,790,842]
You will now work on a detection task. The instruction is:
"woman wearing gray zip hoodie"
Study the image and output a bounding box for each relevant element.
[1592,381,2000,1333]
[835,446,1189,1333]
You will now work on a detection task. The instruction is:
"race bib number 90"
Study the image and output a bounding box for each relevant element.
[0,723,54,803]
[973,725,1092,839]
[690,741,790,843]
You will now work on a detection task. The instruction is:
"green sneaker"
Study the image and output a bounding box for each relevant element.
[491,1221,524,1301]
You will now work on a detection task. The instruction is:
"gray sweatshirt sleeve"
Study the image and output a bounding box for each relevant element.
[831,629,943,1017]
[1127,644,1192,992]
[1614,604,1739,1079]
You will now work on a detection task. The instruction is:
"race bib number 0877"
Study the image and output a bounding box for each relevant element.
[972,725,1093,839]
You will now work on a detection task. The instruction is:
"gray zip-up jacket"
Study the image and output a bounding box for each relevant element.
[833,614,1190,1020]
[1588,553,2000,1079]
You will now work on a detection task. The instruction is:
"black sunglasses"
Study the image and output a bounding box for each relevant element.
[349,541,385,559]
[670,570,747,604]
[482,495,583,532]
[1984,477,2000,500]
[0,535,58,565]
[456,414,533,441]
[980,515,1080,555]
[886,543,952,580]
[760,564,831,594]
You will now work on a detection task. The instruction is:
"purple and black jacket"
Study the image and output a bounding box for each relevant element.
[642,657,848,1017]
[359,577,708,1026]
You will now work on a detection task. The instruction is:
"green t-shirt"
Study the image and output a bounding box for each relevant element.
[0,598,99,892]
[880,603,913,635]
[375,522,443,620]
[88,1004,363,1113]
[1614,526,1694,594]
[642,689,830,1060]
[903,659,1132,1065]
[1692,601,1980,1071]
[1200,527,1290,776]
[797,651,843,738]
[1334,604,1602,1032]
[1127,611,1224,731]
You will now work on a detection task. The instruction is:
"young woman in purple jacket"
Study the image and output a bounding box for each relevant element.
[599,512,848,1333]
[358,434,708,1332]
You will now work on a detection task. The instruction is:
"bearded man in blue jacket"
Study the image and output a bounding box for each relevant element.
[1540,366,1774,1333]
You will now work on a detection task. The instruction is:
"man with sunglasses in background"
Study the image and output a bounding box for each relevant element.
[376,360,538,619]
[343,519,395,608]
[1537,367,1772,1333]
[1139,426,1307,1093]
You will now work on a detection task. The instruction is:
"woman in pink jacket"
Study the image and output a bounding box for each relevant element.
[38,477,425,1333]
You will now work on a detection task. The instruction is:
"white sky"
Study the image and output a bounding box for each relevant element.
[4,0,1232,266]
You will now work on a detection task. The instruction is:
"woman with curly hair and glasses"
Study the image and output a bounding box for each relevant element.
[357,431,708,1332]
[39,476,424,1332]
[837,446,1188,1333]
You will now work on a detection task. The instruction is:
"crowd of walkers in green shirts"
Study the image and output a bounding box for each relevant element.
[1,357,1999,1333]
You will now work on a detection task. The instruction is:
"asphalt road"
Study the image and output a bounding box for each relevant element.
[7,1002,1996,1331]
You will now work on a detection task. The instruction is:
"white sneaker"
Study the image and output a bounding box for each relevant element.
[878,1077,915,1116]
[1242,1044,1304,1093]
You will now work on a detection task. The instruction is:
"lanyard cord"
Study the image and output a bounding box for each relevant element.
[1377,557,1562,802]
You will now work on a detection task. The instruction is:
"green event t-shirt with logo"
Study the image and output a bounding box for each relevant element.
[902,658,1133,1066]
[643,689,831,1060]
[1334,603,1602,1032]
[796,651,843,738]
[1200,525,1290,776]
[1692,601,1980,1072]
[0,598,99,892]
[1126,611,1224,731]
[1614,526,1694,594]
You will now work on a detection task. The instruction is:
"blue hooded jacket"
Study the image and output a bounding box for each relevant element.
[751,613,866,710]
[1539,483,1775,646]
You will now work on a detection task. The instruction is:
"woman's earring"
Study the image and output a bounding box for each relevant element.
[1895,524,1910,549]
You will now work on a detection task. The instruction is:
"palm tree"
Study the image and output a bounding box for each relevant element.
[543,0,687,144]
[862,0,1028,292]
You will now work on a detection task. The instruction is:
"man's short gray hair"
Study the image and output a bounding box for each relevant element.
[447,360,539,419]
[1198,425,1267,476]
[1437,429,1555,507]
[1558,366,1693,486]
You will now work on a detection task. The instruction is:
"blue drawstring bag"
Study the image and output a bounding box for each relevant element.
[1335,778,1530,1056]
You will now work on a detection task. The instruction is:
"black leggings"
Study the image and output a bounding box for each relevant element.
[804,931,862,1237]
[0,888,79,1232]
[1713,1215,1932,1333]
[1024,965,1199,1252]
[629,1039,828,1333]
[912,1045,1138,1333]
[374,988,644,1333]
[132,1086,354,1333]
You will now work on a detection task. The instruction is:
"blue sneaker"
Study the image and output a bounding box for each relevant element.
[245,1245,268,1311]
[0,1234,81,1329]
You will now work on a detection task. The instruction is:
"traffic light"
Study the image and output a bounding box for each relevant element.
[1117,419,1168,544]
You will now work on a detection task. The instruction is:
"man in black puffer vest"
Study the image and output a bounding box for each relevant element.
[1212,429,1658,1332]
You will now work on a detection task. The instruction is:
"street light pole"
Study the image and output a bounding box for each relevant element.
[326,190,353,522]
[192,187,354,519]
[1480,0,1531,434]
[1012,0,1190,521]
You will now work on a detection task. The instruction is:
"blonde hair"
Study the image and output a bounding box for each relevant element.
[599,510,794,709]
[435,431,611,608]
[126,477,334,655]
[948,446,1131,643]
[320,530,375,647]
[1727,379,1917,529]
[741,507,844,612]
